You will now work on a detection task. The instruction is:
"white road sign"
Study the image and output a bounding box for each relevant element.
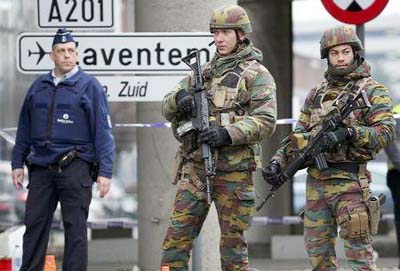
[17,32,214,74]
[97,75,184,102]
[37,0,114,28]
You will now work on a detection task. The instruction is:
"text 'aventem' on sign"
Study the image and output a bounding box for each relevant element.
[17,33,215,74]
[37,0,114,28]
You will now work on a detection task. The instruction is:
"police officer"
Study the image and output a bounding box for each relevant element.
[263,25,393,270]
[11,28,115,271]
[160,5,277,271]
[385,104,400,268]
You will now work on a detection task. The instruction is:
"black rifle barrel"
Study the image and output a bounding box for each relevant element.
[181,50,214,204]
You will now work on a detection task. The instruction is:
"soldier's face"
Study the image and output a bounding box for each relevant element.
[328,44,354,69]
[213,29,244,56]
[50,42,78,76]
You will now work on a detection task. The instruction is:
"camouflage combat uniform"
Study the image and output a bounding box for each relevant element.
[271,26,394,270]
[160,5,277,271]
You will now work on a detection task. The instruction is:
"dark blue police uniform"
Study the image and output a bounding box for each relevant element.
[11,29,115,271]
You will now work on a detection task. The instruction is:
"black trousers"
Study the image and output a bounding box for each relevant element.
[387,169,400,258]
[21,159,93,271]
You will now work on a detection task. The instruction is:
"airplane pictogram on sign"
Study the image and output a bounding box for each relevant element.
[28,42,49,65]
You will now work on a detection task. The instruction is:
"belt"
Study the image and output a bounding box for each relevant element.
[29,159,80,171]
[27,165,58,174]
[29,163,60,171]
[327,162,360,174]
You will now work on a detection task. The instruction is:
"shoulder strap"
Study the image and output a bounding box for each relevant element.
[310,80,328,109]
[343,77,370,103]
[354,77,370,93]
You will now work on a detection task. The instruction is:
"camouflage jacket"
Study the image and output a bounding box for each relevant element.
[272,59,394,181]
[162,41,277,172]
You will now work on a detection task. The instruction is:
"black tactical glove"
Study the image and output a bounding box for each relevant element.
[198,127,232,148]
[175,89,194,114]
[321,127,353,152]
[262,161,282,187]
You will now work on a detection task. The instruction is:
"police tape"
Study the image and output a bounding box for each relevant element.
[0,118,297,144]
[113,118,297,128]
[0,129,15,145]
[1,118,293,133]
[253,216,302,225]
[112,113,400,127]
[2,113,400,133]
[114,123,172,128]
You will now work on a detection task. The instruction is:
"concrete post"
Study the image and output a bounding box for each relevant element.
[356,24,365,57]
[238,0,293,253]
[134,1,235,270]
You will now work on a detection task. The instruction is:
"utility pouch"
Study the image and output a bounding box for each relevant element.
[368,195,381,235]
[337,211,369,239]
[349,212,370,238]
[58,150,77,169]
[213,90,226,108]
[336,210,370,239]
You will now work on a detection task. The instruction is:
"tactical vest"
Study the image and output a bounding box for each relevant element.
[308,78,376,163]
[187,60,262,172]
[28,76,93,145]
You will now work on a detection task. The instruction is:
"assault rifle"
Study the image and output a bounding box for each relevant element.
[180,50,215,204]
[257,82,372,211]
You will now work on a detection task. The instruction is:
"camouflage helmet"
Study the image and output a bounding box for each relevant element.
[320,25,363,59]
[210,5,252,34]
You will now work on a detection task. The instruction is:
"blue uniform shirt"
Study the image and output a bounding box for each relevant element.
[12,67,115,178]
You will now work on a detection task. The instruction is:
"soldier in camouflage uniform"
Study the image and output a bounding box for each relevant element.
[160,5,277,271]
[263,25,394,270]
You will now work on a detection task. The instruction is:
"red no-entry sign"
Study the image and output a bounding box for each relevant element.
[321,0,389,24]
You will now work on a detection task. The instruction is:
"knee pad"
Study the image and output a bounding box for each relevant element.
[337,210,370,239]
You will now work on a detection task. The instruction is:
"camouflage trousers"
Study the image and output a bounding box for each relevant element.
[304,175,377,271]
[161,169,255,271]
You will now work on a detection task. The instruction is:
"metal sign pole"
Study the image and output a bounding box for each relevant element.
[356,24,365,57]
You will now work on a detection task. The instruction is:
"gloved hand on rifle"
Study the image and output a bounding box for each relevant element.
[321,127,354,152]
[175,89,194,114]
[198,127,232,148]
[262,161,282,187]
